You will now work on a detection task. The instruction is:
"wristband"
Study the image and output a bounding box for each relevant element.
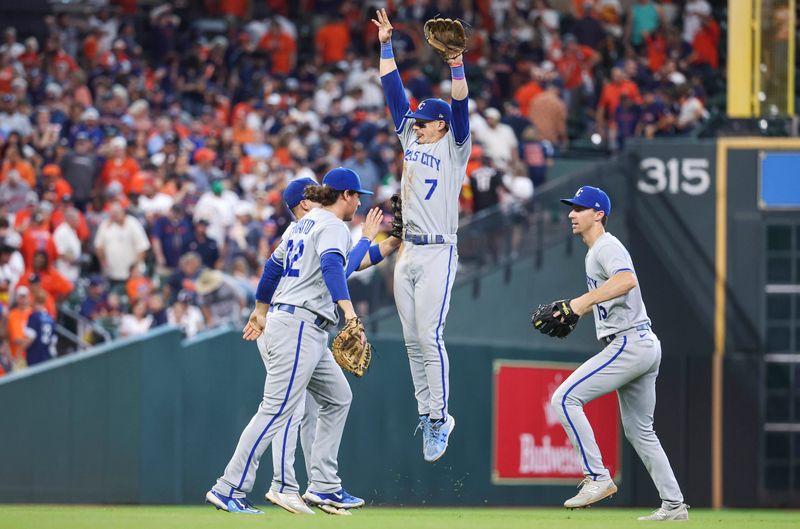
[450,64,465,80]
[368,244,384,265]
[380,41,394,59]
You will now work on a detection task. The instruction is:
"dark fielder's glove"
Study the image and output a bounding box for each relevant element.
[332,317,373,377]
[389,193,403,238]
[423,18,467,61]
[531,299,580,338]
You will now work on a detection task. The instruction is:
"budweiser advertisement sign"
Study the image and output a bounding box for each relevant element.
[492,360,621,484]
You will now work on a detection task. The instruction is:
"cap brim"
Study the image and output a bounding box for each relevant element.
[404,111,443,121]
[560,198,579,207]
[355,188,374,195]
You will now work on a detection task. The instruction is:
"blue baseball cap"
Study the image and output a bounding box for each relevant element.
[404,98,452,123]
[283,177,318,209]
[560,186,611,217]
[322,167,374,195]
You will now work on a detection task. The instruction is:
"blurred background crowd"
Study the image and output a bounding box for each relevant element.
[0,0,723,373]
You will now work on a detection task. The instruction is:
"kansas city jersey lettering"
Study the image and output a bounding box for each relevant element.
[404,149,442,171]
[397,121,471,236]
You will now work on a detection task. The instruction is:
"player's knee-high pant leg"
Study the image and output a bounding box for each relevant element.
[394,245,429,416]
[299,391,319,483]
[256,332,310,494]
[414,244,458,421]
[550,335,641,481]
[618,337,684,506]
[268,389,309,493]
[305,350,352,493]
[213,313,326,498]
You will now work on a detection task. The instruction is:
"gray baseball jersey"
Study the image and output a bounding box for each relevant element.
[397,120,470,237]
[550,231,684,509]
[211,209,354,500]
[584,232,650,340]
[272,208,353,324]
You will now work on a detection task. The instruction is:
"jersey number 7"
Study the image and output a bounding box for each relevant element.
[424,178,438,200]
[283,240,305,277]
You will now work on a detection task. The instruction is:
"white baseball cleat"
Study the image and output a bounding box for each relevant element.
[317,504,353,516]
[637,503,690,521]
[563,477,618,509]
[265,489,315,515]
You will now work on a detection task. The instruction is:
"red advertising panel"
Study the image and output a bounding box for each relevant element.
[492,360,621,484]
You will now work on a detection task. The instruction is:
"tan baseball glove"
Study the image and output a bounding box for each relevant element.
[423,18,467,61]
[331,317,373,377]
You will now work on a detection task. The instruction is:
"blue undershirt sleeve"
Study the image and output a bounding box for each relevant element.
[451,96,470,145]
[345,237,370,277]
[255,257,284,303]
[321,252,350,302]
[380,69,411,132]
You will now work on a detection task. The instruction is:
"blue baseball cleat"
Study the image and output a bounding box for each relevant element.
[424,414,455,462]
[205,490,264,514]
[415,415,432,457]
[303,488,365,509]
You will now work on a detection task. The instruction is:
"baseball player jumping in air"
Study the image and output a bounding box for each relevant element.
[206,168,380,515]
[373,8,471,463]
[531,186,688,521]
[255,176,401,515]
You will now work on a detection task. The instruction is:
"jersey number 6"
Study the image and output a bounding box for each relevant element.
[283,240,305,277]
[424,178,438,200]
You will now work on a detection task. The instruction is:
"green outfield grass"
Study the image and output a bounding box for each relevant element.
[0,505,797,529]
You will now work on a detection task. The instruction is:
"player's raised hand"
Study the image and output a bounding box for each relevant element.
[371,8,394,44]
[242,309,266,341]
[361,207,383,241]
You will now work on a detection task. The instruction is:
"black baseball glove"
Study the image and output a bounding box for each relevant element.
[531,299,580,338]
[389,193,403,238]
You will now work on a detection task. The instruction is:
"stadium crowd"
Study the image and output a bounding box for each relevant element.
[0,0,722,374]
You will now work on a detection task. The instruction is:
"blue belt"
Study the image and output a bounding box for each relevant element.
[404,234,445,245]
[269,304,331,330]
[602,323,650,345]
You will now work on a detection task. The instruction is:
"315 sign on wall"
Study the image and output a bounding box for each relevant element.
[638,157,711,195]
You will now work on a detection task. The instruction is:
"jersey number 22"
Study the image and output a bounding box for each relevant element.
[283,240,304,277]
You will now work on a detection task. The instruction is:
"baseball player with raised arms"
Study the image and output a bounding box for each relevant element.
[256,176,401,515]
[532,186,688,521]
[206,168,377,514]
[373,8,470,462]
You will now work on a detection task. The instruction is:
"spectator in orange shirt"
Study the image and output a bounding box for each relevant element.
[596,67,642,145]
[18,37,40,72]
[100,136,140,194]
[126,263,153,304]
[514,74,543,118]
[0,145,36,187]
[643,27,667,73]
[20,250,73,307]
[258,18,296,76]
[42,164,74,203]
[551,34,600,117]
[688,15,720,71]
[315,15,350,65]
[6,284,32,369]
[20,202,58,267]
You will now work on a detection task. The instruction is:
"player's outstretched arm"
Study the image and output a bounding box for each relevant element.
[373,8,396,76]
[570,271,637,316]
[344,208,402,275]
[448,54,469,145]
[373,8,410,131]
[447,54,468,101]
